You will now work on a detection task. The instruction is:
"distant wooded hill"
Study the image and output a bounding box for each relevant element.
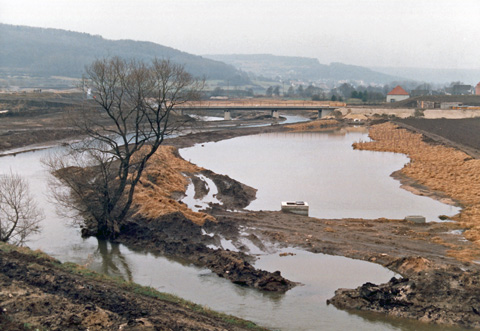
[0,24,249,84]
[4,24,473,89]
[204,54,404,84]
[371,67,480,86]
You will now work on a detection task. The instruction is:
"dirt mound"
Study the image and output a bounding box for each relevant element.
[133,145,215,225]
[119,213,294,292]
[327,267,480,329]
[344,113,368,121]
[386,256,436,276]
[201,248,294,291]
[285,119,340,132]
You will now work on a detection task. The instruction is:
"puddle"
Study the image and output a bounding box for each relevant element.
[181,174,221,212]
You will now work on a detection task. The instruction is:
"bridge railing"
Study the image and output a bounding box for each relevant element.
[178,100,346,109]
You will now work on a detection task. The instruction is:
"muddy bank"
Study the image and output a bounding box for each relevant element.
[194,169,258,210]
[116,212,294,292]
[324,121,480,328]
[327,267,480,329]
[0,243,266,331]
[210,210,479,277]
[208,207,480,329]
[121,119,480,328]
[166,123,289,149]
[354,122,480,261]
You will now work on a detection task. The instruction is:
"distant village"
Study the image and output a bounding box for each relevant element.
[208,80,480,109]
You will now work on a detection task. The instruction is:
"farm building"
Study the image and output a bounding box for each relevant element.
[452,84,473,95]
[386,85,409,102]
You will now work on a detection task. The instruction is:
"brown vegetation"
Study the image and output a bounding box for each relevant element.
[133,145,215,225]
[285,119,340,132]
[353,122,480,261]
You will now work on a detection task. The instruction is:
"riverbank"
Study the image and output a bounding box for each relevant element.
[354,122,480,262]
[325,122,480,327]
[121,119,480,328]
[0,242,267,330]
[170,119,480,328]
[3,115,480,329]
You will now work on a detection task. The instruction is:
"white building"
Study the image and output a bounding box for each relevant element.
[386,85,409,102]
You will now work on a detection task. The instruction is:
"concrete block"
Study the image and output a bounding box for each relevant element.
[405,215,426,223]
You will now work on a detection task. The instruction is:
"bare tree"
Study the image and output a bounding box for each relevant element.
[46,57,203,239]
[0,172,43,245]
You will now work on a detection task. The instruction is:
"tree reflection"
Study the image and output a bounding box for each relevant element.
[96,238,133,282]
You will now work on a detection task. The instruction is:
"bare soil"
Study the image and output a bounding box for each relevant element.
[0,244,266,331]
[0,93,84,151]
[395,118,480,159]
[162,119,480,328]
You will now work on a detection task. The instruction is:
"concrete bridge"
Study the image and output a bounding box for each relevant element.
[176,100,346,120]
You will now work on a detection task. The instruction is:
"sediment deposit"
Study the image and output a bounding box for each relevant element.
[353,122,480,261]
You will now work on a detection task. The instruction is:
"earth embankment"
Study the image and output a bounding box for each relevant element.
[395,117,480,159]
[326,121,480,327]
[5,107,480,328]
[0,243,266,331]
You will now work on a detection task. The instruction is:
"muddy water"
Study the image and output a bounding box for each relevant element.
[0,147,100,258]
[0,130,460,331]
[180,129,459,220]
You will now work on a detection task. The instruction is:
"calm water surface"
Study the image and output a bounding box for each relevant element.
[180,129,459,220]
[0,129,462,330]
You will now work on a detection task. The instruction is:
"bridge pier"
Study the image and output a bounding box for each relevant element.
[318,108,334,118]
[270,109,279,119]
[224,110,231,120]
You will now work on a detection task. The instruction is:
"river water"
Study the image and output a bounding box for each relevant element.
[0,127,462,331]
[180,129,458,221]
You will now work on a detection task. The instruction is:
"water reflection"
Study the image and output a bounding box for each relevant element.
[180,130,459,221]
[0,129,462,331]
[94,239,133,282]
[351,310,466,331]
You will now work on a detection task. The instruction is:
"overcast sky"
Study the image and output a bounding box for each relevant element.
[1,0,479,69]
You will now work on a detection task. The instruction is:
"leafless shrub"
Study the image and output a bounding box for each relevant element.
[0,172,43,245]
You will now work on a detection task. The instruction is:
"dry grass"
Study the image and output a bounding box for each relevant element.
[354,122,480,261]
[133,145,215,225]
[286,119,339,132]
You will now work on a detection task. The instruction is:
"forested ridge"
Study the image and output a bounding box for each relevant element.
[0,24,249,84]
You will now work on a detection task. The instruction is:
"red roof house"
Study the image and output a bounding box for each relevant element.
[386,85,409,102]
